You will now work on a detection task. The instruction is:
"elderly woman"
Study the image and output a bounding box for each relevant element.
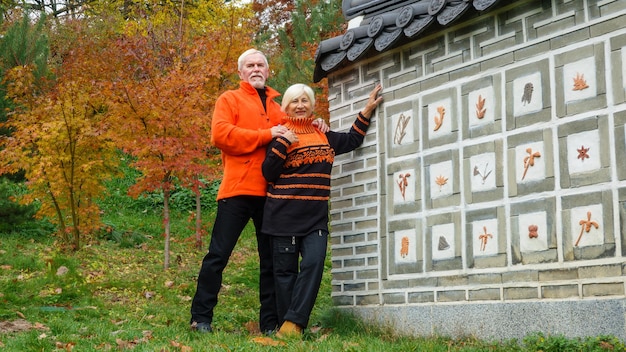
[261,83,383,337]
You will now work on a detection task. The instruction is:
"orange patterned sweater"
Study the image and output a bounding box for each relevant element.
[261,112,371,237]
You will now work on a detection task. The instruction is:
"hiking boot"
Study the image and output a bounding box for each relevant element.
[276,320,302,338]
[191,321,213,333]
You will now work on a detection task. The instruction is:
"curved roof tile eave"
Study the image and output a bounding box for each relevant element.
[313,0,505,82]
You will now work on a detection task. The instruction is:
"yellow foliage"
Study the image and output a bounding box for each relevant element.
[0,66,118,249]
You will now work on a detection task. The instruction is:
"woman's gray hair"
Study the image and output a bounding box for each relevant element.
[281,84,316,113]
[238,49,268,71]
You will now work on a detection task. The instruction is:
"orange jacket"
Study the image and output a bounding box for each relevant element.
[211,81,283,200]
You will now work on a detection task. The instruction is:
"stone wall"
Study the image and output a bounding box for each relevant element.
[327,0,626,341]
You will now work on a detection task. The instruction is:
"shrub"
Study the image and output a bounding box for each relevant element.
[0,177,37,233]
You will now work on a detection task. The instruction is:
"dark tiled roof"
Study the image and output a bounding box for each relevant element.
[313,0,506,82]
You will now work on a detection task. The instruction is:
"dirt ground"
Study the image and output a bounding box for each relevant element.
[0,319,47,333]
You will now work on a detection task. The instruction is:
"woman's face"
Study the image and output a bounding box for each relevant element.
[285,93,313,118]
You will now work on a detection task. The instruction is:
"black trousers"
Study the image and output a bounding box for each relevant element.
[272,230,328,329]
[190,196,277,332]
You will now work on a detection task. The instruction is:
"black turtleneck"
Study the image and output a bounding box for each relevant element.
[256,88,267,112]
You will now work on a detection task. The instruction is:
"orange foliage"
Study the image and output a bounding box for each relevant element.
[102,30,242,196]
[97,11,253,265]
[0,55,117,249]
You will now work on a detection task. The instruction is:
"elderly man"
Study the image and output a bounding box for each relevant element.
[190,49,327,334]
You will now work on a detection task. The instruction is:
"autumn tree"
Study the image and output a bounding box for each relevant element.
[102,0,254,268]
[0,14,54,231]
[0,19,119,249]
[0,14,51,141]
[252,0,344,120]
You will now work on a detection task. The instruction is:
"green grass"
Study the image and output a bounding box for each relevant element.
[0,180,624,351]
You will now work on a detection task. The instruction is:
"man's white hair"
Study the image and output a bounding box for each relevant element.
[238,49,268,71]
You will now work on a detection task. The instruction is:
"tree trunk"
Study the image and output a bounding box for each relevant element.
[195,190,202,249]
[163,188,171,270]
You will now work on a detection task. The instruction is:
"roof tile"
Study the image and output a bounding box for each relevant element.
[314,0,505,82]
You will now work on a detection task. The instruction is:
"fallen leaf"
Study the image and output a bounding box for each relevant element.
[317,333,330,342]
[170,340,193,351]
[309,326,322,334]
[56,266,69,276]
[251,337,285,346]
[116,338,139,349]
[55,341,76,351]
[244,321,260,334]
[33,322,49,330]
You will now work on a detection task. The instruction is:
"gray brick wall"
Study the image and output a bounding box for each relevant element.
[327,0,626,341]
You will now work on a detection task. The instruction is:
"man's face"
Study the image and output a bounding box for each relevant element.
[238,53,269,89]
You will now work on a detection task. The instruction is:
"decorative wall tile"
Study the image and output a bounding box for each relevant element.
[514,141,545,183]
[510,198,558,265]
[470,153,497,192]
[424,151,461,210]
[563,57,597,103]
[558,116,611,188]
[566,130,601,174]
[570,205,604,248]
[429,160,454,199]
[466,207,506,269]
[518,212,548,252]
[431,223,455,261]
[425,212,463,272]
[387,218,423,275]
[421,88,458,148]
[463,141,504,204]
[513,72,543,117]
[386,160,421,215]
[462,75,503,139]
[561,191,615,261]
[469,88,495,127]
[473,219,499,257]
[393,169,416,204]
[555,44,607,117]
[505,60,551,130]
[428,98,453,138]
[507,130,555,197]
[392,111,414,147]
[394,229,418,264]
[385,100,420,158]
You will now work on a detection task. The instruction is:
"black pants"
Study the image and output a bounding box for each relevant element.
[190,196,277,332]
[272,230,328,329]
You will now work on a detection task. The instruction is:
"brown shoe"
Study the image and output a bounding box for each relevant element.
[276,320,303,338]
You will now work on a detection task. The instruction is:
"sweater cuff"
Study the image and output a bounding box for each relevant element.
[277,135,291,147]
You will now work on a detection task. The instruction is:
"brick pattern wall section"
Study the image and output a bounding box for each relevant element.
[327,0,626,316]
